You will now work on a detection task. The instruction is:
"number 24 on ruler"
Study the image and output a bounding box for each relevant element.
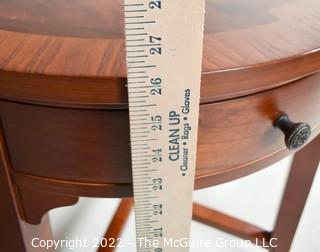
[124,0,205,251]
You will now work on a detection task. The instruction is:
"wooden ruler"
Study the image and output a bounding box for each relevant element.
[124,1,205,251]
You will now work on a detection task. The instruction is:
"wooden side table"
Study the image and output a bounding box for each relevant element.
[0,0,319,251]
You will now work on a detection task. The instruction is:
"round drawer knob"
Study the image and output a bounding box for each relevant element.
[274,114,311,150]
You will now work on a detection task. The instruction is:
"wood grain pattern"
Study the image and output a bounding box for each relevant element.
[0,0,320,107]
[193,203,271,245]
[0,0,319,235]
[98,201,272,251]
[1,72,320,199]
[0,0,319,74]
[0,121,26,251]
[18,187,79,225]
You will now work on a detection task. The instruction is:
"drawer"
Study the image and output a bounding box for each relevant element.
[0,73,320,187]
[197,73,320,185]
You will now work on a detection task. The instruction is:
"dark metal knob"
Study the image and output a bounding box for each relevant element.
[274,114,311,150]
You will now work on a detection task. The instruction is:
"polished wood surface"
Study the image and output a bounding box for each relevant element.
[192,203,271,245]
[0,1,319,248]
[0,71,318,224]
[97,136,320,252]
[99,200,272,251]
[0,0,319,74]
[0,123,27,251]
[1,73,319,185]
[0,0,320,107]
[2,72,318,225]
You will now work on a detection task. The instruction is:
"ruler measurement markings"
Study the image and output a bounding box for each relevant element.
[128,96,149,99]
[133,162,157,168]
[126,33,148,37]
[128,86,156,89]
[125,21,156,25]
[130,139,149,143]
[126,37,146,42]
[135,200,156,204]
[135,215,153,219]
[127,66,156,69]
[132,174,150,177]
[134,190,153,194]
[125,16,145,19]
[128,72,147,76]
[134,174,150,180]
[125,1,205,251]
[132,181,151,185]
[128,90,147,95]
[129,101,147,104]
[132,154,159,158]
[126,43,160,47]
[131,147,151,151]
[134,206,152,209]
[130,138,156,142]
[135,226,152,230]
[135,220,157,224]
[134,183,160,187]
[127,76,149,79]
[135,202,153,207]
[131,132,150,135]
[127,60,146,64]
[130,113,150,117]
[135,213,153,217]
[134,189,153,193]
[128,71,147,74]
[132,172,150,175]
[136,196,157,200]
[132,135,150,139]
[124,3,144,6]
[127,49,146,54]
[125,10,147,13]
[135,207,153,211]
[131,143,149,147]
[132,161,149,164]
[127,82,147,85]
[132,163,152,167]
[130,119,148,123]
[135,226,153,230]
[131,136,149,139]
[133,171,157,175]
[130,127,149,130]
[130,123,158,126]
[125,28,145,33]
[133,143,150,147]
[130,132,150,136]
[134,194,153,198]
[134,187,153,190]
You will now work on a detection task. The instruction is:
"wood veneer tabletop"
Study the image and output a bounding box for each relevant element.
[0,0,319,107]
[0,0,319,77]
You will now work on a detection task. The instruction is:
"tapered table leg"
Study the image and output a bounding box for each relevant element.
[0,123,27,251]
[1,123,54,252]
[270,135,320,252]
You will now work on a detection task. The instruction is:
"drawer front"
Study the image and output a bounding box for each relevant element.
[197,74,320,180]
[1,73,320,186]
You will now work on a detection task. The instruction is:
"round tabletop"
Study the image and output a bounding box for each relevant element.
[0,0,319,107]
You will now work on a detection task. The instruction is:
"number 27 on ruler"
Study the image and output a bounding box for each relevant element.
[124,0,205,251]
